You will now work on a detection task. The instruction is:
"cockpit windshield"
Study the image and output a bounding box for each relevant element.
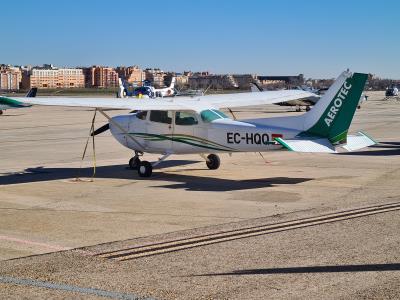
[200,109,229,122]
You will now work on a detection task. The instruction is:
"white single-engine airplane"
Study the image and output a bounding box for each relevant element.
[118,77,176,98]
[0,71,375,177]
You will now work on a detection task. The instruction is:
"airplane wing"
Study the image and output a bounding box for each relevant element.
[0,89,315,112]
[0,96,200,111]
[195,90,315,109]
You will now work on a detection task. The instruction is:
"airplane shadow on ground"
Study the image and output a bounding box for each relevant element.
[194,263,400,276]
[339,142,400,156]
[0,160,312,192]
[146,173,312,192]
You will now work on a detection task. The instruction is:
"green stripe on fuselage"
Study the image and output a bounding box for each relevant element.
[128,132,237,152]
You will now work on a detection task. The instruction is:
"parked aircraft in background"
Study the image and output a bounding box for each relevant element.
[118,77,176,98]
[0,71,375,177]
[251,81,367,111]
[385,85,399,97]
[251,82,320,111]
[0,88,37,115]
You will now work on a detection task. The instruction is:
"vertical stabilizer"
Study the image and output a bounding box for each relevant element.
[301,71,368,144]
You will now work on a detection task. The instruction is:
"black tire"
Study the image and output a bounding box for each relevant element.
[206,154,220,170]
[306,106,311,111]
[129,156,140,169]
[138,161,153,177]
[0,110,3,115]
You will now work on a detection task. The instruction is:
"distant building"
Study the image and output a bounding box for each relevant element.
[175,73,189,86]
[144,68,166,87]
[258,74,304,88]
[188,74,239,89]
[232,74,258,89]
[83,66,119,88]
[116,66,145,85]
[0,65,22,90]
[22,65,85,89]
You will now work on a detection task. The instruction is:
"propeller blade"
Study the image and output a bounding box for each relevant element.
[91,123,110,136]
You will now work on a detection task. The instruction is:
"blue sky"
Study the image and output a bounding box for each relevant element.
[3,0,399,78]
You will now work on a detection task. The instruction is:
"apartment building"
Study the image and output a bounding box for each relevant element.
[0,66,22,90]
[144,68,166,87]
[22,65,85,89]
[83,66,119,88]
[116,66,145,85]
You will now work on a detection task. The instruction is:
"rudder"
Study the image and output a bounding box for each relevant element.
[302,72,368,144]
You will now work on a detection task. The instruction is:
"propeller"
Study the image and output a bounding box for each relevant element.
[91,123,110,136]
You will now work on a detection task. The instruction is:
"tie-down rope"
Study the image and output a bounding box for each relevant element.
[74,109,97,182]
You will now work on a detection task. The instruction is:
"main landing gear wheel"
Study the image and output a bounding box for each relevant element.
[129,156,141,169]
[138,161,153,177]
[0,110,3,115]
[206,154,220,170]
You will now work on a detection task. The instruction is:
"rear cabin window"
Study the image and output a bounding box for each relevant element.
[175,111,198,125]
[200,109,228,122]
[150,110,172,124]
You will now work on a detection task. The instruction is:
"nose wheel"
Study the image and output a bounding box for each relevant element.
[129,156,141,169]
[128,151,143,169]
[131,152,170,177]
[206,154,220,170]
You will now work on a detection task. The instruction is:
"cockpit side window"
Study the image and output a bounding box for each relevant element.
[136,111,148,120]
[175,111,198,126]
[150,110,172,124]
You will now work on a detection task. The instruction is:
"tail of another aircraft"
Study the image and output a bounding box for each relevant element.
[26,87,38,98]
[169,77,176,89]
[250,82,263,92]
[117,78,126,98]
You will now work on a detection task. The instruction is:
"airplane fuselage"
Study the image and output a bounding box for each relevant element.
[109,110,300,154]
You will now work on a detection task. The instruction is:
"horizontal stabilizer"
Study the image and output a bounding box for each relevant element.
[275,137,336,153]
[342,132,377,151]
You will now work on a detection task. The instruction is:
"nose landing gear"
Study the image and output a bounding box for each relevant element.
[128,151,143,170]
[131,153,171,177]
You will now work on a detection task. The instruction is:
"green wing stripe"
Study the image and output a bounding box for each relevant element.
[0,96,31,108]
[275,138,294,151]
